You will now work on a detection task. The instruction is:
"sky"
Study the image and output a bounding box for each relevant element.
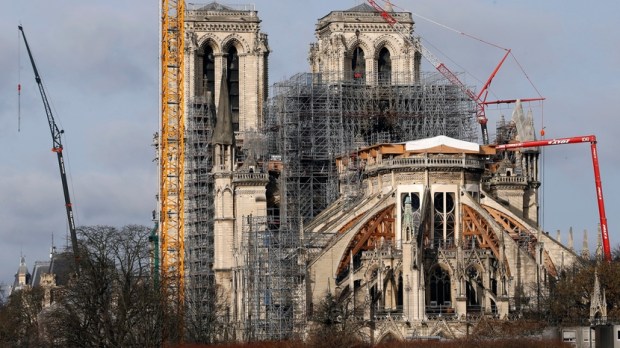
[1,0,618,288]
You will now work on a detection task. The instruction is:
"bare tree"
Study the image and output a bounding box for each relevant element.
[184,282,230,344]
[40,225,165,347]
[306,292,368,348]
[0,286,45,347]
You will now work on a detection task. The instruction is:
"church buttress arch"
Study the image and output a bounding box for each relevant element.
[336,204,395,279]
[484,205,558,277]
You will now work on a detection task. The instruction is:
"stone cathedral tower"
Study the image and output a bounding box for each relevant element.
[183,2,269,328]
[308,3,421,84]
[175,2,584,343]
[185,2,269,138]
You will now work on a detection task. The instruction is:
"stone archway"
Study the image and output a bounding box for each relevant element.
[336,204,395,279]
[378,331,400,343]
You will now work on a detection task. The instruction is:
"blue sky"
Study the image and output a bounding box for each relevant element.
[1,0,618,286]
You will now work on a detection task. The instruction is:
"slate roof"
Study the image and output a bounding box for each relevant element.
[48,251,74,287]
[31,261,51,287]
[345,3,376,12]
[199,2,234,11]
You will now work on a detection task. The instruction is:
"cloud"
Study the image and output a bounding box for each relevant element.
[1,0,618,287]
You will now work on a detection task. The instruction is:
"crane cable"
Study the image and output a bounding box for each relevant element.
[381,0,545,104]
[380,0,549,230]
[17,26,21,132]
[382,0,508,50]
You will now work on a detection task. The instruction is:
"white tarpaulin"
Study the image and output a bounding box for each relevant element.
[404,135,479,152]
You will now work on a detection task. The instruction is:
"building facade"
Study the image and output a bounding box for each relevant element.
[179,2,582,342]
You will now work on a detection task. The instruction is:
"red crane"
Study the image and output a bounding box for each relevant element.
[366,0,544,144]
[19,25,80,269]
[496,135,611,262]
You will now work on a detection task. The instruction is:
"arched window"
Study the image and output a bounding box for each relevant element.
[378,47,392,84]
[202,45,215,99]
[466,266,482,312]
[227,46,240,132]
[351,46,365,81]
[397,274,404,308]
[429,266,451,307]
[433,192,455,248]
[401,192,421,242]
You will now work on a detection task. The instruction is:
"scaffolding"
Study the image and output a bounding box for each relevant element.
[184,95,217,336]
[243,215,304,341]
[236,71,477,340]
[267,71,476,224]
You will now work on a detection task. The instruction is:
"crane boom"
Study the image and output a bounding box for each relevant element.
[366,0,544,145]
[160,0,185,339]
[496,135,611,262]
[18,25,80,269]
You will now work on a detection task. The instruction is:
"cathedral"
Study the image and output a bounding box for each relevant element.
[178,2,584,342]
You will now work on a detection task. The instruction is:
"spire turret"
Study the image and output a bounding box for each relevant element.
[212,70,234,146]
[581,229,590,260]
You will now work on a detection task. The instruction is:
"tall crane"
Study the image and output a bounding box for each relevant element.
[160,0,185,339]
[18,25,80,269]
[366,0,544,144]
[496,136,611,262]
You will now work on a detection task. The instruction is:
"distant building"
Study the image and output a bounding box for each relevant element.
[8,248,74,308]
[10,256,31,295]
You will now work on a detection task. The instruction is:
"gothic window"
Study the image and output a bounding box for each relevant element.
[378,47,392,84]
[429,266,451,306]
[202,45,215,99]
[227,46,240,132]
[466,266,482,311]
[397,274,403,308]
[433,192,455,248]
[401,192,421,242]
[351,46,365,81]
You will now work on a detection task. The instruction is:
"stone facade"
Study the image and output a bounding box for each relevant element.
[185,3,269,140]
[183,2,583,343]
[309,3,421,84]
[184,4,270,335]
[306,138,579,341]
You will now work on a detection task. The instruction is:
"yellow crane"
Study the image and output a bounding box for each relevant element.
[160,0,185,338]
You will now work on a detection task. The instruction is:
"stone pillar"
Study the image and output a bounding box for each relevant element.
[456,296,467,318]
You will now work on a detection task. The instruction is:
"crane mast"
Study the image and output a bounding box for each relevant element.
[160,0,186,336]
[18,25,80,269]
[496,136,611,262]
[366,0,544,144]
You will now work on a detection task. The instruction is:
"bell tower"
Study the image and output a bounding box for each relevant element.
[308,3,421,84]
[184,3,270,331]
[186,2,269,142]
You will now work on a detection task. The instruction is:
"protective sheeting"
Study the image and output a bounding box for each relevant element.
[512,99,537,142]
[405,135,479,152]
